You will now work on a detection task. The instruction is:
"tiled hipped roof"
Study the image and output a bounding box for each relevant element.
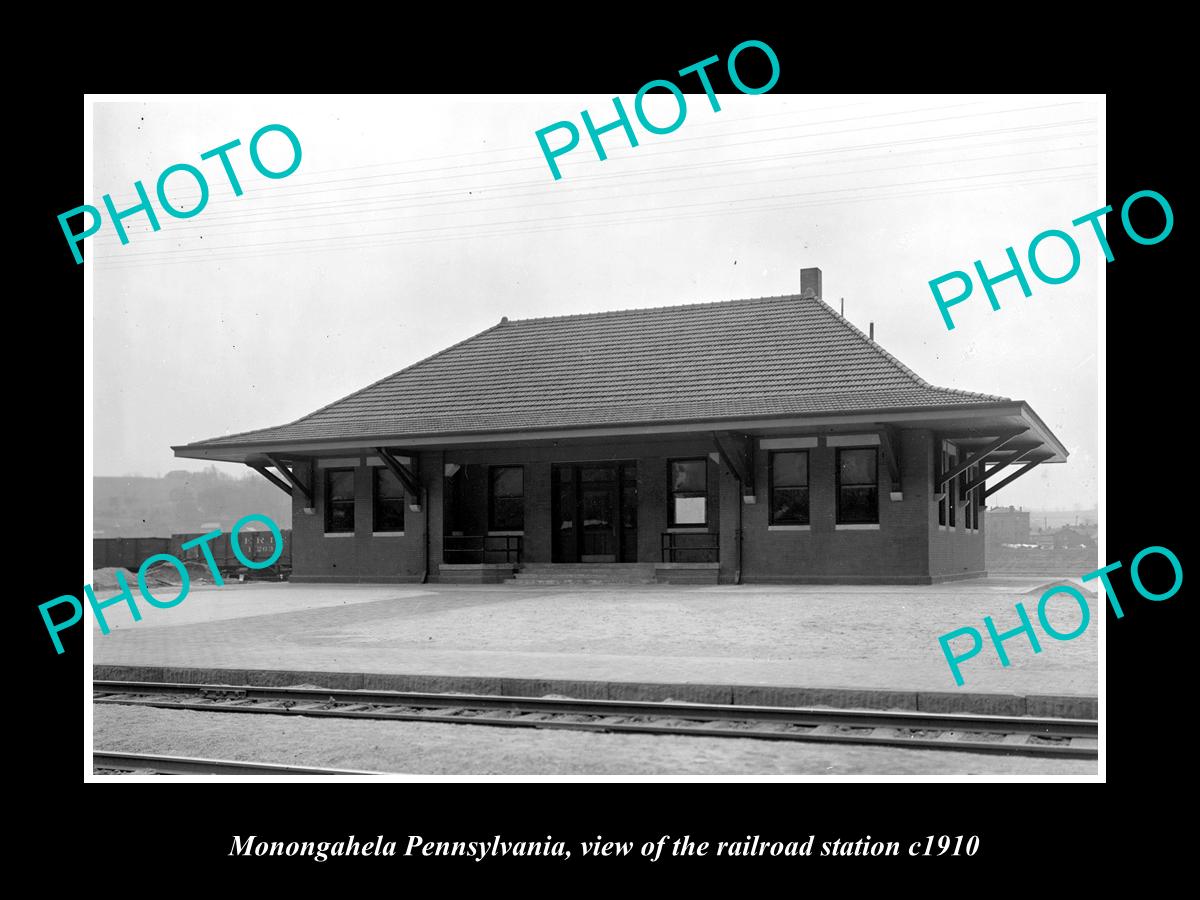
[190,294,1007,447]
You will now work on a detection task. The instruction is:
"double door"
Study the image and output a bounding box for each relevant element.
[552,462,638,562]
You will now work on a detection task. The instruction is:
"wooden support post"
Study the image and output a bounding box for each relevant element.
[264,454,312,504]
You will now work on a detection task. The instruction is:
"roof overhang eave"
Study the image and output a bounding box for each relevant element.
[171,399,1068,464]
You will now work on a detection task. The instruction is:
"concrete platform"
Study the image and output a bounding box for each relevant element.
[90,580,1098,705]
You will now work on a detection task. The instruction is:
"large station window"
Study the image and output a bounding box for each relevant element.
[938,445,958,528]
[962,463,979,530]
[669,458,707,526]
[770,450,809,525]
[938,447,948,526]
[489,466,524,531]
[373,468,406,533]
[324,468,355,533]
[947,448,958,528]
[836,448,878,525]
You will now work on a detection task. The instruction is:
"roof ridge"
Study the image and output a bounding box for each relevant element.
[505,292,801,325]
[805,295,1007,402]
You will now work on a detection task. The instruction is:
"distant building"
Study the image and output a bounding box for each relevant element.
[1052,526,1095,550]
[1029,508,1098,532]
[986,506,1031,548]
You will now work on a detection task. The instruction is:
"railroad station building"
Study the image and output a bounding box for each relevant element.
[173,269,1067,585]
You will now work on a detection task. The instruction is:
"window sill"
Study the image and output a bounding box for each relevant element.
[666,527,708,533]
[488,530,524,536]
[835,523,880,531]
[769,525,811,532]
[373,531,405,537]
[324,532,355,538]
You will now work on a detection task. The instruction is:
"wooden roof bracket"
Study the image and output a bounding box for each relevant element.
[712,431,755,501]
[878,426,903,500]
[248,462,294,497]
[936,427,1029,490]
[263,454,312,505]
[984,452,1054,499]
[963,447,1036,500]
[375,447,423,510]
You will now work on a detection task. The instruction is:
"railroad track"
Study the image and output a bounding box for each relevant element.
[93,750,384,776]
[94,679,1097,759]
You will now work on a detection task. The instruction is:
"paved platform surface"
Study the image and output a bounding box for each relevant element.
[92,580,1098,702]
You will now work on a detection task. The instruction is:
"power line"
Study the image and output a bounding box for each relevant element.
[94,147,1095,254]
[95,172,1097,272]
[95,169,1096,271]
[109,100,1004,203]
[129,130,1097,234]
[96,162,1094,261]
[98,102,1091,209]
[90,121,1096,255]
[102,95,891,193]
[98,118,1095,234]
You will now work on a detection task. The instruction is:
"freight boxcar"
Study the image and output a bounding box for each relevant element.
[92,530,292,579]
[92,537,171,570]
[171,529,292,579]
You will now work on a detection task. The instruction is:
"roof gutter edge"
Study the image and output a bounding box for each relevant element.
[172,401,1038,460]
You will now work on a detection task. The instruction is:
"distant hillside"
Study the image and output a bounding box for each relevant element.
[94,467,292,537]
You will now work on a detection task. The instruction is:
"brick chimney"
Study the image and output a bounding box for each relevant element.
[801,267,822,300]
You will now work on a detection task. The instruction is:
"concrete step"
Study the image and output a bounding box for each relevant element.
[512,571,653,578]
[517,564,656,573]
[508,563,658,585]
[505,578,657,586]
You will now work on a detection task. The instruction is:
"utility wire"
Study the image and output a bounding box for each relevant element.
[95,147,1096,254]
[96,169,1095,272]
[91,121,1096,253]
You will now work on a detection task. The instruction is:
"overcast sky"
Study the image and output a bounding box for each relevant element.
[90,93,1100,511]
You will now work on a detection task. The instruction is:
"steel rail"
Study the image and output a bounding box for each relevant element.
[93,680,1097,759]
[93,750,384,776]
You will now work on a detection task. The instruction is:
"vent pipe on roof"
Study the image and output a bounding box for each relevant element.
[869,322,875,341]
[800,267,822,301]
[840,297,844,316]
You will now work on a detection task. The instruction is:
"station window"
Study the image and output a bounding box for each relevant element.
[769,450,809,525]
[489,466,524,531]
[324,468,355,533]
[669,458,707,526]
[938,447,948,526]
[947,448,958,528]
[373,468,406,533]
[961,465,973,530]
[836,447,878,525]
[963,463,980,530]
[976,465,986,523]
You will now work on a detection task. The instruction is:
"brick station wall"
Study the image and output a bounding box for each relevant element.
[286,429,987,584]
[289,454,432,584]
[739,429,935,583]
